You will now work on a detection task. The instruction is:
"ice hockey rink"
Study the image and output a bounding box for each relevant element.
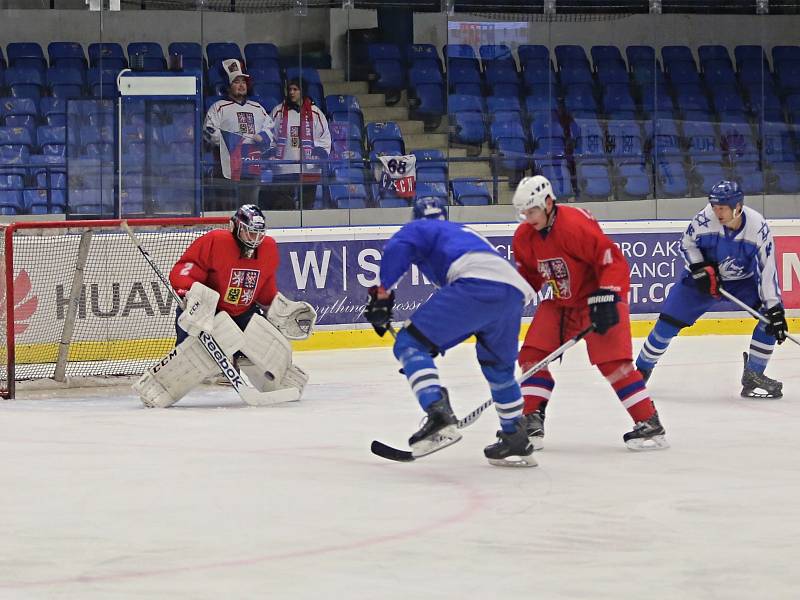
[0,334,798,600]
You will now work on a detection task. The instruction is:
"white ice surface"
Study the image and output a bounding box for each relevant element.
[0,335,798,600]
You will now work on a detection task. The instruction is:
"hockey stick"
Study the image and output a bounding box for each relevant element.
[456,324,595,428]
[371,324,595,462]
[121,221,299,407]
[719,288,800,347]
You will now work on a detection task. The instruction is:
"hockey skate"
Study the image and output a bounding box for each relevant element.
[521,407,546,451]
[623,411,669,451]
[484,421,537,467]
[408,388,462,457]
[741,353,783,399]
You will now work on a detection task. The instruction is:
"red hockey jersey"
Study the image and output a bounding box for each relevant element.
[169,229,279,317]
[512,205,630,308]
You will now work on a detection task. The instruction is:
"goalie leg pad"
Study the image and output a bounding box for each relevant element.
[134,336,219,408]
[241,313,293,382]
[282,363,309,395]
[210,310,244,357]
[266,292,317,340]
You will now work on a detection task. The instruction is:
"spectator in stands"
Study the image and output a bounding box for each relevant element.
[203,59,274,210]
[267,78,331,210]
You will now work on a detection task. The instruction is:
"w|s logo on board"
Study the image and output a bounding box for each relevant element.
[0,270,39,335]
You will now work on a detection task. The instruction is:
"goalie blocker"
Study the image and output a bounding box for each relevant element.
[135,293,316,408]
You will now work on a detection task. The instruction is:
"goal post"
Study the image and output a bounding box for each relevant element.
[0,217,229,399]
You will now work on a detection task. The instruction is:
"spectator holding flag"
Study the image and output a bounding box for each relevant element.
[204,59,274,209]
[268,78,331,210]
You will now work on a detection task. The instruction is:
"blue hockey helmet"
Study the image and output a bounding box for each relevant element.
[412,196,448,221]
[230,204,267,249]
[708,180,744,209]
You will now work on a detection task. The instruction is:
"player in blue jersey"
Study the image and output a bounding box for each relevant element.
[364,197,537,466]
[636,180,789,398]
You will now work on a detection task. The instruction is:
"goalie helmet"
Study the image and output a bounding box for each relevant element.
[512,175,555,216]
[708,180,744,209]
[230,204,267,249]
[412,196,448,221]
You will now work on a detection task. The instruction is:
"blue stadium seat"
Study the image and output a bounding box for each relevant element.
[0,173,23,190]
[771,46,800,70]
[737,60,772,85]
[530,112,566,161]
[451,179,491,205]
[649,119,683,161]
[40,97,65,126]
[626,45,655,67]
[244,43,279,70]
[408,66,445,121]
[596,61,629,86]
[602,84,637,120]
[480,44,515,69]
[734,45,766,69]
[416,181,449,204]
[767,161,800,193]
[563,84,598,118]
[88,43,127,70]
[448,94,485,146]
[1,97,38,132]
[333,166,370,185]
[690,162,727,196]
[573,117,607,164]
[555,45,590,70]
[326,94,364,130]
[606,121,645,166]
[365,121,405,154]
[48,42,86,70]
[37,125,66,156]
[0,126,33,151]
[405,44,442,72]
[127,42,166,71]
[412,149,447,183]
[490,119,529,173]
[617,162,651,200]
[6,43,46,72]
[484,61,519,90]
[447,63,482,96]
[776,63,800,95]
[631,61,666,89]
[674,84,712,121]
[0,190,23,214]
[206,42,243,69]
[656,158,690,197]
[5,67,45,100]
[576,163,612,200]
[539,160,574,198]
[487,96,522,123]
[591,45,624,67]
[47,67,84,99]
[367,44,405,93]
[667,61,701,86]
[248,65,282,86]
[698,45,732,69]
[518,45,550,66]
[444,44,480,73]
[733,160,765,194]
[703,62,737,87]
[168,42,204,71]
[87,67,120,98]
[524,83,560,116]
[743,81,783,121]
[713,87,748,122]
[661,46,695,68]
[522,59,556,90]
[559,64,593,87]
[684,121,722,160]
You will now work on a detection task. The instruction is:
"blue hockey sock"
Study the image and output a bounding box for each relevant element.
[636,318,681,371]
[746,322,775,374]
[480,363,524,433]
[393,328,442,410]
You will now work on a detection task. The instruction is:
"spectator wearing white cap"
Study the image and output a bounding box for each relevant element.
[203,59,274,210]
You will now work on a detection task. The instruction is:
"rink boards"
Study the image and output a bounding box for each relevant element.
[8,219,800,362]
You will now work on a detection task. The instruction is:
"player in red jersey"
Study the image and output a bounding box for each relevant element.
[511,176,668,451]
[134,205,316,408]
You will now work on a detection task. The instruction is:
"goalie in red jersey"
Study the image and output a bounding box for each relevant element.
[511,176,668,451]
[133,205,317,408]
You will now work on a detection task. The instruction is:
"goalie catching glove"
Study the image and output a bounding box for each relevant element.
[177,281,219,336]
[266,292,317,340]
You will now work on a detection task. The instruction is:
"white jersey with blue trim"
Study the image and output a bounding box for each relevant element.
[680,205,781,308]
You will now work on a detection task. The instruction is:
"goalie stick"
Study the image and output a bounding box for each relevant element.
[719,288,800,347]
[371,324,595,462]
[121,221,299,407]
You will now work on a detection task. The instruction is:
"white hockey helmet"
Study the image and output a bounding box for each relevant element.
[512,175,556,217]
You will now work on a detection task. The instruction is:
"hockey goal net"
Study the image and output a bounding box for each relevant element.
[0,217,229,399]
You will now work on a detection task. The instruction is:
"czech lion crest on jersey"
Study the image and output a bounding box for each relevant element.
[538,257,572,299]
[224,269,260,305]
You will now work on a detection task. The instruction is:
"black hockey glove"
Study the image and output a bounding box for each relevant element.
[587,289,620,335]
[764,304,788,344]
[690,261,721,298]
[365,286,395,337]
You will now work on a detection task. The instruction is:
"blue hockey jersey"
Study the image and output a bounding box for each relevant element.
[680,205,781,308]
[380,219,534,302]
